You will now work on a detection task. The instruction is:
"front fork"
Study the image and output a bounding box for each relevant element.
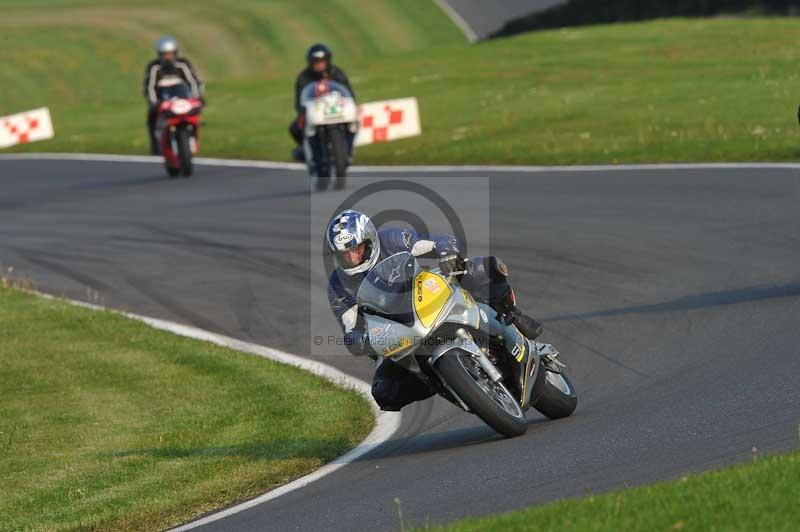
[498,320,559,410]
[424,328,512,413]
[303,124,356,174]
[518,339,564,410]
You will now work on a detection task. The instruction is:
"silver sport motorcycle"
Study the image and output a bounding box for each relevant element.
[358,251,577,438]
[299,80,358,191]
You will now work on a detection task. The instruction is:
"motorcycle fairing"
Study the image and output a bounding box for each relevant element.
[359,251,543,409]
[364,314,417,359]
[413,270,452,328]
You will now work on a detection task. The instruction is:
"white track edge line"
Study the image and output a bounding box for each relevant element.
[433,0,480,43]
[3,152,800,173]
[29,290,401,532]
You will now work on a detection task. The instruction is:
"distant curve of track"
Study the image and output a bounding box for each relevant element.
[437,0,566,40]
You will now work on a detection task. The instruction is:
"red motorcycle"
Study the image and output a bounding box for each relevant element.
[155,81,203,177]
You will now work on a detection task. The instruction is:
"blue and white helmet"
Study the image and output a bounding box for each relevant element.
[326,210,380,275]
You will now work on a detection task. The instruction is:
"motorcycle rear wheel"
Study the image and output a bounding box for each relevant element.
[436,351,527,438]
[530,365,577,420]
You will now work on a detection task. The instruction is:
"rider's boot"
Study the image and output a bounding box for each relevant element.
[509,309,543,340]
[291,146,305,162]
[496,286,543,340]
[149,130,160,155]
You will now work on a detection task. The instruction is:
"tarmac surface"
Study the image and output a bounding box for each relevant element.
[1,158,798,531]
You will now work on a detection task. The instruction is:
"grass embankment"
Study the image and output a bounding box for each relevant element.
[427,451,800,532]
[0,0,463,159]
[0,287,373,531]
[1,6,799,165]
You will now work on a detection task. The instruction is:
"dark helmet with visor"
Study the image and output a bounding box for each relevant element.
[306,43,332,67]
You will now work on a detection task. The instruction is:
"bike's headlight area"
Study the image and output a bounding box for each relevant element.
[171,99,193,115]
[164,108,200,119]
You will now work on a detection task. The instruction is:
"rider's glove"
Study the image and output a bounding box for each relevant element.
[439,254,465,277]
[344,329,370,356]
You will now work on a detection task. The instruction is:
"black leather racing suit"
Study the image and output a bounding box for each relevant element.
[327,228,515,411]
[290,65,354,144]
[143,58,203,154]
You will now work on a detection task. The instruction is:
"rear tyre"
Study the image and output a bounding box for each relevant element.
[531,366,577,420]
[436,351,527,438]
[330,127,348,190]
[166,165,180,177]
[176,126,193,177]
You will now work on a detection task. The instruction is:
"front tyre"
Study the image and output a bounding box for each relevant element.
[308,130,330,191]
[330,127,348,189]
[436,352,527,438]
[530,366,577,420]
[176,125,193,177]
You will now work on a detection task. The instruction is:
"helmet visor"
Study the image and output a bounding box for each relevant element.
[311,58,328,72]
[159,51,176,66]
[334,242,368,269]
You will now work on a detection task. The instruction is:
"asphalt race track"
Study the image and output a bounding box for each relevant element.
[1,157,799,531]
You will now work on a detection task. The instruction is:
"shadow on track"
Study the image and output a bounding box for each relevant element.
[175,189,311,210]
[544,282,800,322]
[362,417,551,461]
[0,174,169,210]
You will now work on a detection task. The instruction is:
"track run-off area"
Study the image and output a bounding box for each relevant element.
[1,155,798,531]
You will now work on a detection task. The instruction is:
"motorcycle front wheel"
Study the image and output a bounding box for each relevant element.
[436,351,527,438]
[176,126,193,177]
[309,130,330,191]
[329,126,348,190]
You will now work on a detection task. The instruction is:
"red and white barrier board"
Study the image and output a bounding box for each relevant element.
[0,107,54,149]
[355,97,421,146]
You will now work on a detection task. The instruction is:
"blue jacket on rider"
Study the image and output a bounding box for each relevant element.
[327,227,460,349]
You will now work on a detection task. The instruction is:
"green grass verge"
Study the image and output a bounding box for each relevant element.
[0,287,373,531]
[1,6,799,164]
[425,451,800,532]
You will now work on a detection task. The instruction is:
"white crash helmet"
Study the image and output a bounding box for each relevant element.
[326,210,381,276]
[156,36,179,63]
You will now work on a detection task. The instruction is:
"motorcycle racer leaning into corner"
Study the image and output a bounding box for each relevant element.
[326,210,544,412]
[289,43,355,162]
[143,36,204,155]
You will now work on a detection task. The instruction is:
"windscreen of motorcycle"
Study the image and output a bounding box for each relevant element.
[357,252,417,327]
[158,81,191,101]
[301,81,357,126]
[300,80,353,103]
